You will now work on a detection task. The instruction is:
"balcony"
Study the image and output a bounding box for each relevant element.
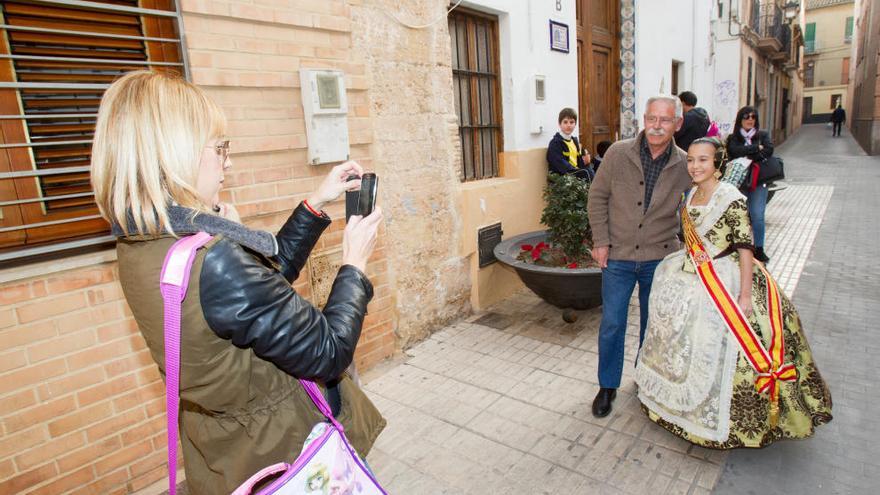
[754,2,784,55]
[770,24,793,63]
[804,39,817,54]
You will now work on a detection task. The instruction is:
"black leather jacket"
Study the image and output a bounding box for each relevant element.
[727,129,774,163]
[198,203,373,382]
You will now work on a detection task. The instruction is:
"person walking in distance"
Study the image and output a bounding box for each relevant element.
[587,95,693,418]
[831,103,846,137]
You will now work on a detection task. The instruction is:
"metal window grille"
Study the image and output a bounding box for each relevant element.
[0,0,188,262]
[449,9,502,182]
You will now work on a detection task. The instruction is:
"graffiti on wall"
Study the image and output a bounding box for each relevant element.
[713,79,737,135]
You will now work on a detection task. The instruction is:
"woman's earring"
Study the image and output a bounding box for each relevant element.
[713,170,722,179]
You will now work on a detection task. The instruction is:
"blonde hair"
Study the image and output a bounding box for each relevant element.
[91,70,227,236]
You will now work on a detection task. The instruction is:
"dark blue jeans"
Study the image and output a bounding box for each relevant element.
[597,259,661,389]
[743,183,768,248]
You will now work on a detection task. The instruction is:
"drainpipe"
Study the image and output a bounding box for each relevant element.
[691,0,697,90]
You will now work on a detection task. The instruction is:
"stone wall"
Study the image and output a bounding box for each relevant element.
[351,0,472,347]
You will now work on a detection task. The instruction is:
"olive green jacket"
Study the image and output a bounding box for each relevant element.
[116,205,385,494]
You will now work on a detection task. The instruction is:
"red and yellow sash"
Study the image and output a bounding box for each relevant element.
[681,205,796,426]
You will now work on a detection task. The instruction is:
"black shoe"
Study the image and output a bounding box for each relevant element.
[592,388,617,418]
[755,247,770,263]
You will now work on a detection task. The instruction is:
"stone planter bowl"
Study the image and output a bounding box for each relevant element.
[493,230,603,311]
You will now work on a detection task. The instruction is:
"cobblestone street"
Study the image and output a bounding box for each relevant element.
[362,124,879,494]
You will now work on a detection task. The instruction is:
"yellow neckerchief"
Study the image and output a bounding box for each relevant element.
[681,201,796,427]
[561,137,580,168]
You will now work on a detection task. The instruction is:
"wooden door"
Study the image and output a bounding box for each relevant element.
[576,0,620,154]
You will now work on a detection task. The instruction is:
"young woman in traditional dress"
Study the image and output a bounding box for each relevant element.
[634,137,832,448]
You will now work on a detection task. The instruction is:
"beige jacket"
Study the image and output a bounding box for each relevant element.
[587,132,692,262]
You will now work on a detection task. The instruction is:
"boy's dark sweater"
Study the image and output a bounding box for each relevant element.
[547,132,590,177]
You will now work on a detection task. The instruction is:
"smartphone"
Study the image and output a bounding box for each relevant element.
[345,173,378,222]
[358,173,378,217]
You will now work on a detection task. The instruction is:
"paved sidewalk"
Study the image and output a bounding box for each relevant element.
[363,125,848,494]
[364,296,726,495]
[714,126,880,495]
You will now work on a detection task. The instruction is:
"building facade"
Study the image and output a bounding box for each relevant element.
[0,0,586,492]
[0,0,454,493]
[711,0,805,141]
[633,0,716,128]
[802,0,856,123]
[850,0,880,154]
[630,1,805,143]
[0,1,811,493]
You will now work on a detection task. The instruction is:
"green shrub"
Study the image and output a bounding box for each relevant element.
[540,173,592,262]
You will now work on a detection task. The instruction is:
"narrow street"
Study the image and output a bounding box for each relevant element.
[714,125,880,494]
[362,123,880,494]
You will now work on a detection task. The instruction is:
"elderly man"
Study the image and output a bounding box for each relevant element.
[587,95,693,418]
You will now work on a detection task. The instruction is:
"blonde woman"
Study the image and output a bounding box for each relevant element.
[92,71,385,494]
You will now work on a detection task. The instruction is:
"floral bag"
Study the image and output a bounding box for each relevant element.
[721,157,752,188]
[160,233,386,495]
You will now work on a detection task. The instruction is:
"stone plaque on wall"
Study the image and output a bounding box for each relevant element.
[308,248,343,308]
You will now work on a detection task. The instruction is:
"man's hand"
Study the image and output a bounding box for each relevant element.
[591,245,609,268]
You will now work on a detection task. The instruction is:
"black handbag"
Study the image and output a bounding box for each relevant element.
[758,156,785,182]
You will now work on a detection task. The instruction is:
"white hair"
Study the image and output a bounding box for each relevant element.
[645,94,683,119]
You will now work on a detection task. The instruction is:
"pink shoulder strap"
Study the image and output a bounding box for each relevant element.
[160,232,356,494]
[160,233,214,495]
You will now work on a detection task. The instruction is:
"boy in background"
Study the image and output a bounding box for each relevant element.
[547,107,594,181]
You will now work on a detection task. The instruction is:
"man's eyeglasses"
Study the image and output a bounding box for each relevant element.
[742,114,757,120]
[645,116,676,125]
[210,140,231,167]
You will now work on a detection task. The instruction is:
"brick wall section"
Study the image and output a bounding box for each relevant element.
[0,1,397,493]
[0,263,167,494]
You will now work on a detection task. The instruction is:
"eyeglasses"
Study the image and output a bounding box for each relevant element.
[645,116,676,125]
[742,114,757,120]
[210,139,231,168]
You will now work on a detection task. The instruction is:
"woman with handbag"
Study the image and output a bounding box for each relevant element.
[91,71,386,494]
[726,106,774,263]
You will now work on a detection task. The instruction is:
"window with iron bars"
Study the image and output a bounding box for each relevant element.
[0,0,188,263]
[449,9,503,182]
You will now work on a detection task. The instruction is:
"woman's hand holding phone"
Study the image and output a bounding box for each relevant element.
[307,160,364,212]
[342,207,383,272]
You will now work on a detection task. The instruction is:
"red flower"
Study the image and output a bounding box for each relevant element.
[531,248,542,261]
[567,262,578,269]
[520,244,533,251]
[535,242,548,250]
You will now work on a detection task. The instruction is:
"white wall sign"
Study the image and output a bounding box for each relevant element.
[300,69,350,165]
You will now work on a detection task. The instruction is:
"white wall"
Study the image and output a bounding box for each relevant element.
[712,0,746,136]
[634,0,719,132]
[462,0,579,151]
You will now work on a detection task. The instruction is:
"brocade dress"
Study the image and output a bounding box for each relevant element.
[634,182,832,448]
